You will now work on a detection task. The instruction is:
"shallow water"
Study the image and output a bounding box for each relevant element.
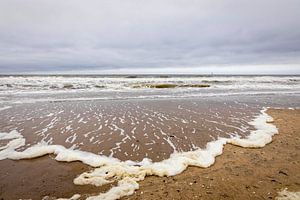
[0,75,300,161]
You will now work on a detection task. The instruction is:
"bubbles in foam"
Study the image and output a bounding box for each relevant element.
[44,194,81,200]
[276,188,300,200]
[0,130,25,156]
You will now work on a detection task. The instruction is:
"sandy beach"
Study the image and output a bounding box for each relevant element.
[1,0,300,198]
[0,108,299,199]
[123,109,300,200]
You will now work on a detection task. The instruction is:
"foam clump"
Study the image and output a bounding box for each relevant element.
[86,178,139,200]
[42,194,81,200]
[2,142,120,167]
[228,108,278,147]
[276,188,300,200]
[0,108,278,200]
[0,130,25,158]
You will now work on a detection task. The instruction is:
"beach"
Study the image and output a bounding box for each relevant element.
[124,109,300,200]
[1,0,300,198]
[0,75,299,200]
[0,108,299,199]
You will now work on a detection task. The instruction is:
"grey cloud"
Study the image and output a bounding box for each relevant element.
[0,0,299,73]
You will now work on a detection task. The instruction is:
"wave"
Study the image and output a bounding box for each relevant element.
[0,108,278,200]
[0,106,12,111]
[0,76,299,93]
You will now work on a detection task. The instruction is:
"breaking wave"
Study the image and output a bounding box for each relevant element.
[0,75,299,93]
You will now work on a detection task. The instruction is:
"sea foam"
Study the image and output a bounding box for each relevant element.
[0,108,278,200]
[276,188,300,200]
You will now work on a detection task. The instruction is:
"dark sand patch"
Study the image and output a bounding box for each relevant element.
[0,156,112,200]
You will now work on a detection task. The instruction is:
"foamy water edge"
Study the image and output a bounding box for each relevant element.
[0,108,278,200]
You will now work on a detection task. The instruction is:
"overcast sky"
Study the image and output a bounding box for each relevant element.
[0,0,300,74]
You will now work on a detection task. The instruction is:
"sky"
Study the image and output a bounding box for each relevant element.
[0,0,300,74]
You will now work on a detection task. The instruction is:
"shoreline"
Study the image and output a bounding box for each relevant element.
[123,109,300,200]
[0,108,299,199]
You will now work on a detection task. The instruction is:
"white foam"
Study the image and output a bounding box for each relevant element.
[1,75,300,105]
[229,108,278,147]
[0,130,25,156]
[43,194,81,200]
[276,188,300,200]
[0,108,278,200]
[86,178,139,200]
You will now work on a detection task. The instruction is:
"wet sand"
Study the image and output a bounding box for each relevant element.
[0,109,299,199]
[123,109,300,200]
[0,100,258,162]
[0,156,113,199]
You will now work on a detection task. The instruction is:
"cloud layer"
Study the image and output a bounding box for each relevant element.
[0,0,300,73]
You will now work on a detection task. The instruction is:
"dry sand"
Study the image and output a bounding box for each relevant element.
[0,109,299,199]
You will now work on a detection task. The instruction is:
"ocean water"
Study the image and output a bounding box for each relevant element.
[0,75,299,200]
[0,75,299,101]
